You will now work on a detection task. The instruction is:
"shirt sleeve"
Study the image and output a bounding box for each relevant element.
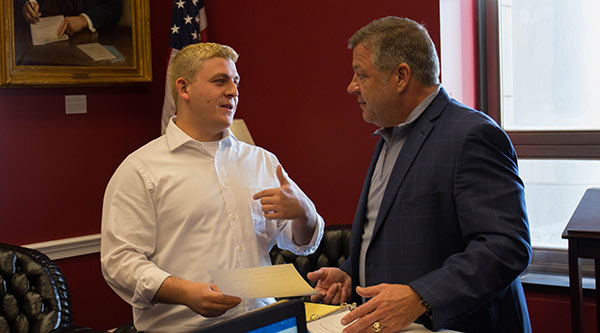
[276,207,324,256]
[100,159,170,309]
[273,166,325,256]
[80,13,96,33]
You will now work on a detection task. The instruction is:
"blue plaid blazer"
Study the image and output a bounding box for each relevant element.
[340,88,532,333]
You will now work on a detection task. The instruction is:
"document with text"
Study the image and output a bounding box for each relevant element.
[306,304,353,333]
[305,302,459,333]
[30,15,69,45]
[308,313,452,333]
[209,264,319,299]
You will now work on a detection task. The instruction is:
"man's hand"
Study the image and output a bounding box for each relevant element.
[252,165,316,245]
[340,284,426,333]
[252,165,310,221]
[307,267,352,305]
[154,277,241,317]
[22,1,40,23]
[57,15,89,37]
[184,282,242,317]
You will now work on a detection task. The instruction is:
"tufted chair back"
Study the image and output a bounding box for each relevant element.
[0,243,76,333]
[269,224,352,287]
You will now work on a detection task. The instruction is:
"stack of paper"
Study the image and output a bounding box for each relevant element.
[306,303,354,332]
[77,43,116,62]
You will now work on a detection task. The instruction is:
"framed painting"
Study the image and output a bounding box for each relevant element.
[0,0,151,86]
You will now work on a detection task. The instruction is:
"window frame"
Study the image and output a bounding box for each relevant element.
[477,0,600,160]
[477,0,599,280]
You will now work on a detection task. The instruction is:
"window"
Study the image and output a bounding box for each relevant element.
[479,0,600,277]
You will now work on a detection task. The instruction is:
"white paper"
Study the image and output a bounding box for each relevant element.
[209,264,319,299]
[30,15,69,46]
[307,307,352,332]
[65,95,87,114]
[77,43,116,61]
[308,313,453,333]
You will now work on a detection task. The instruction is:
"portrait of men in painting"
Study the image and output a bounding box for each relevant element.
[12,0,134,67]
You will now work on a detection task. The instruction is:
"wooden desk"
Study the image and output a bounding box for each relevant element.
[562,188,600,333]
[13,21,132,67]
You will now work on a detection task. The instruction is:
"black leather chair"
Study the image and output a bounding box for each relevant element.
[0,243,92,333]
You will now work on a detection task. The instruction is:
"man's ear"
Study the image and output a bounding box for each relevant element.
[176,78,190,102]
[394,63,410,92]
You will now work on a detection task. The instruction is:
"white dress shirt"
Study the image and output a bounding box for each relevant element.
[101,118,324,332]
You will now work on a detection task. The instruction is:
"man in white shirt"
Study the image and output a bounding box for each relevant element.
[101,42,324,332]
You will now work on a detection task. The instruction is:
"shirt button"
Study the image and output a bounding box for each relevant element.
[237,246,244,251]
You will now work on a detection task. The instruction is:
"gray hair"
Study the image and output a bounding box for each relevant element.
[348,17,440,85]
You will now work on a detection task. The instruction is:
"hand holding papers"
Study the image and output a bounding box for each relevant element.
[209,264,318,299]
[208,265,450,332]
[30,15,69,45]
[305,302,455,333]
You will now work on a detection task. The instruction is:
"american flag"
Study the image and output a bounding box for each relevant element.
[161,0,208,134]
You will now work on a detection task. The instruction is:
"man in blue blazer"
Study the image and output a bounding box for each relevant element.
[308,17,531,333]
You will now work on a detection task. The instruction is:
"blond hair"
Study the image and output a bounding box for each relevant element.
[169,42,239,103]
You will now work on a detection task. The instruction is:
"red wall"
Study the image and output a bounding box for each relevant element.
[0,1,441,329]
[0,0,593,331]
[0,11,171,245]
[202,0,442,228]
[440,0,478,108]
[526,290,597,332]
[0,1,173,328]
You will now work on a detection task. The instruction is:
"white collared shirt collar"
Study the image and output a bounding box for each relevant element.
[165,116,238,152]
[373,85,441,142]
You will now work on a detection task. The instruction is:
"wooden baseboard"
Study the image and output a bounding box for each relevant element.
[23,234,100,260]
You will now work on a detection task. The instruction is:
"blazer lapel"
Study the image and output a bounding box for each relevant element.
[353,138,384,227]
[350,138,384,260]
[370,88,451,239]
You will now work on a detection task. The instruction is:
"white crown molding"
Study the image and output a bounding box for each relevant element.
[23,234,101,260]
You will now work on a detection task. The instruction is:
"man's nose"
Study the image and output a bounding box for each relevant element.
[225,81,238,97]
[347,75,359,95]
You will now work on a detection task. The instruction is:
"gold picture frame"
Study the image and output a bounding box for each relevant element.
[0,0,151,87]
